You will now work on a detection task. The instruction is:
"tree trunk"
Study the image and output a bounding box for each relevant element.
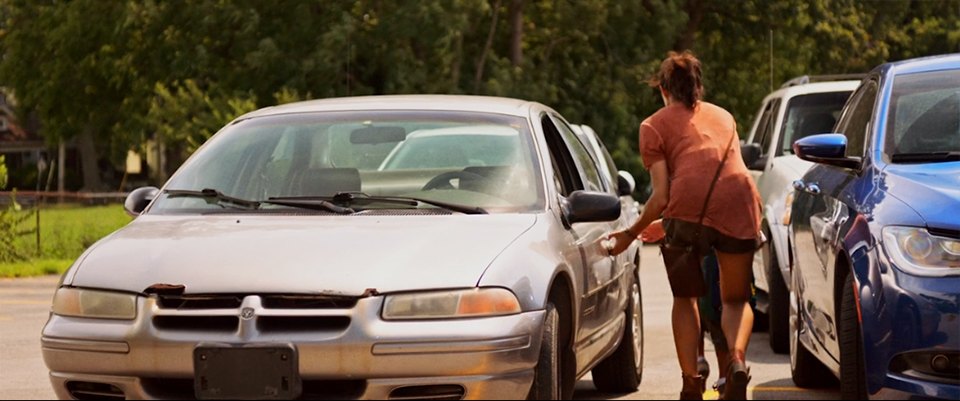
[474,0,503,93]
[674,0,704,52]
[77,128,104,192]
[509,0,524,67]
[451,31,463,91]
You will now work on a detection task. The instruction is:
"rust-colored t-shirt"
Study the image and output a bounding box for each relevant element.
[640,102,761,240]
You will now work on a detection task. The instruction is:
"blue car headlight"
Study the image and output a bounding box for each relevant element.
[883,227,960,276]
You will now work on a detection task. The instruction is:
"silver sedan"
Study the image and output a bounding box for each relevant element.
[41,95,644,400]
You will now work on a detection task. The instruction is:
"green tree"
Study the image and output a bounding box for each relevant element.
[0,155,7,190]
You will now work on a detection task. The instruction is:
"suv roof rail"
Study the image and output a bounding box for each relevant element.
[780,74,866,88]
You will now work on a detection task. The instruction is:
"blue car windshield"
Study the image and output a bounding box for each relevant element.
[151,111,545,214]
[886,69,960,160]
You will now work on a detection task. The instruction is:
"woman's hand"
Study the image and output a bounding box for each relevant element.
[640,219,665,243]
[605,229,637,256]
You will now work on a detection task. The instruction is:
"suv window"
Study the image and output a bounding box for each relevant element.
[779,91,851,155]
[752,98,782,158]
[837,80,878,158]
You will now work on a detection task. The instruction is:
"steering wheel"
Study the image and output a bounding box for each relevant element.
[422,170,488,191]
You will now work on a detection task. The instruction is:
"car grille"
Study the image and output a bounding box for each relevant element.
[151,294,358,334]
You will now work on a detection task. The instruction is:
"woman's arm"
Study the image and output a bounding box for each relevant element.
[607,160,668,255]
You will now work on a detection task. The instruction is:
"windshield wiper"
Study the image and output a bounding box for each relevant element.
[165,188,260,209]
[166,188,354,214]
[270,192,488,215]
[891,152,960,164]
[261,198,355,214]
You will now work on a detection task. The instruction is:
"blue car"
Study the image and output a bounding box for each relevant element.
[788,54,960,400]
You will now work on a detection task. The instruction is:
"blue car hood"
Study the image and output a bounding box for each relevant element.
[883,162,960,231]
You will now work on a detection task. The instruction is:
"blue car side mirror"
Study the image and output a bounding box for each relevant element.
[794,134,862,170]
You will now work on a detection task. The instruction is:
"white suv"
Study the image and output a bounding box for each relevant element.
[741,76,861,354]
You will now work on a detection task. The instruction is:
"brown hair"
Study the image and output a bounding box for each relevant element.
[648,51,703,109]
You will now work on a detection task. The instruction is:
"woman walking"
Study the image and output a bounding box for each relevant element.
[607,51,762,400]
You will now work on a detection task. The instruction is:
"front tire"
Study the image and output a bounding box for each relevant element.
[765,239,790,354]
[529,303,561,400]
[839,273,868,399]
[592,274,644,393]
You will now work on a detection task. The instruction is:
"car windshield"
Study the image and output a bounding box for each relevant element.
[779,91,851,155]
[886,69,960,160]
[150,111,544,214]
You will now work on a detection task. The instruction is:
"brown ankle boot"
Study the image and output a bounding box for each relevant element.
[680,375,704,400]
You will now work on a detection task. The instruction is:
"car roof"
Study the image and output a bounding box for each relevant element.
[235,95,543,121]
[886,53,960,76]
[765,80,862,100]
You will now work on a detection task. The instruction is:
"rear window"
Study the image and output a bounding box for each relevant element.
[779,91,852,155]
[886,69,960,156]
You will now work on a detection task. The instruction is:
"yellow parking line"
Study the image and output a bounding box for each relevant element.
[752,386,818,392]
[704,386,822,399]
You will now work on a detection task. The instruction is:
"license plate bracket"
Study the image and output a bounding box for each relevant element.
[194,344,301,400]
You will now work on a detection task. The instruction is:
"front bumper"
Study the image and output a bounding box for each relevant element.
[41,294,544,400]
[858,248,960,399]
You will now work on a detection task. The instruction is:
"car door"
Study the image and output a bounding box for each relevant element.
[747,97,783,288]
[542,115,621,353]
[791,78,878,363]
[579,126,636,328]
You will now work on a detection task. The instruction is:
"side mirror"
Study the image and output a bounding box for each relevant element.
[616,170,636,197]
[740,143,765,171]
[793,134,862,170]
[124,186,159,217]
[564,191,621,224]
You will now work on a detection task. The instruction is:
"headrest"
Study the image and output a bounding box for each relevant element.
[299,168,361,197]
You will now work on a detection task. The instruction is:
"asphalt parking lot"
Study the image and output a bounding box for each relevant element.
[0,245,840,400]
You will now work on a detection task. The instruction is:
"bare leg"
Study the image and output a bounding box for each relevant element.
[715,251,755,362]
[672,297,702,376]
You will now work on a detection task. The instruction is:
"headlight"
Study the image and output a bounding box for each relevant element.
[382,288,521,320]
[52,288,138,320]
[883,227,960,276]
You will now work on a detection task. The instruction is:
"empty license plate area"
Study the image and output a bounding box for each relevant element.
[194,344,301,400]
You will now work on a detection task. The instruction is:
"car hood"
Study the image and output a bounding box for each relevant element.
[69,213,537,295]
[883,162,960,231]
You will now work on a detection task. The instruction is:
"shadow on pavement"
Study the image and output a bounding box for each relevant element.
[751,377,840,400]
[573,379,627,400]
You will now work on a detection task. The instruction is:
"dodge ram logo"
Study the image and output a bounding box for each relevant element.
[240,307,255,320]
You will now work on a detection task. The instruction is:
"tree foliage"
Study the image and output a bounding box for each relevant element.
[0,155,7,190]
[0,0,957,193]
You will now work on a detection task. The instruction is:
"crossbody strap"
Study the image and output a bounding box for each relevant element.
[697,132,737,226]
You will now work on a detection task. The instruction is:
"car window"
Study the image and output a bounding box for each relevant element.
[380,126,521,170]
[153,111,544,213]
[595,139,620,195]
[542,116,583,196]
[576,126,619,194]
[837,80,878,158]
[886,69,960,157]
[552,116,604,193]
[778,91,852,155]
